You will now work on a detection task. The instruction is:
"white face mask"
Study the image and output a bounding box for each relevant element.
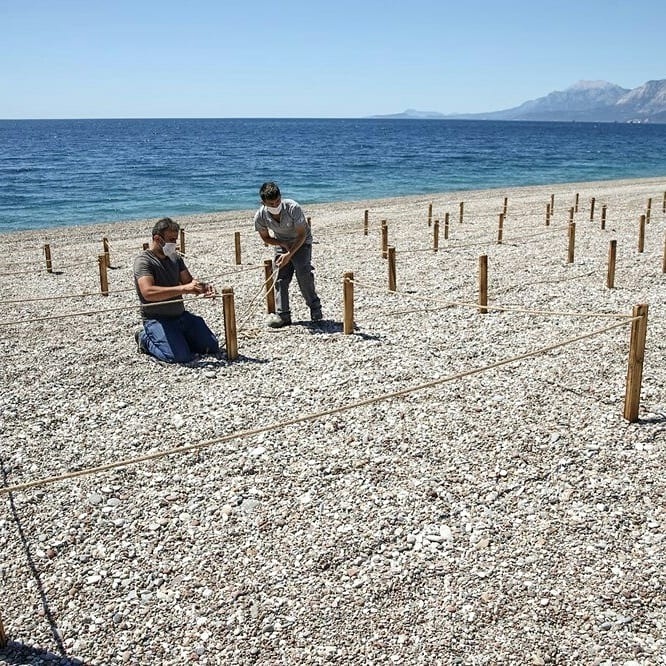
[162,242,178,260]
[265,202,282,215]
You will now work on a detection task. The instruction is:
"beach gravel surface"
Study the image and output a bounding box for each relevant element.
[1,177,666,664]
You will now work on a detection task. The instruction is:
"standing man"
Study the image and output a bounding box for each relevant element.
[133,217,219,363]
[254,182,322,327]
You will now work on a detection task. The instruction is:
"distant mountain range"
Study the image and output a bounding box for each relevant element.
[371,79,666,123]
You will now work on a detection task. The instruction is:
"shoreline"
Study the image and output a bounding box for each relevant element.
[2,175,665,242]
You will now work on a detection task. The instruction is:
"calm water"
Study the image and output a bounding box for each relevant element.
[1,118,666,232]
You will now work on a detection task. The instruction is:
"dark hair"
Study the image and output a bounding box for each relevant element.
[151,217,180,238]
[259,182,281,202]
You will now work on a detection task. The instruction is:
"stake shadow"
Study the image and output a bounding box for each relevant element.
[1,465,74,663]
[0,641,90,666]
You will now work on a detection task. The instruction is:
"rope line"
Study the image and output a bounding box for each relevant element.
[0,294,215,327]
[0,315,638,496]
[349,278,633,319]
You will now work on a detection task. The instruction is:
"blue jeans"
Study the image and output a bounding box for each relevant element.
[140,311,219,363]
[275,243,321,319]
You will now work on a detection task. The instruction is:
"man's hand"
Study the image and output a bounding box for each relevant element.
[276,251,292,268]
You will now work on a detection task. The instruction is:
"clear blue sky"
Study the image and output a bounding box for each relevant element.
[2,0,665,119]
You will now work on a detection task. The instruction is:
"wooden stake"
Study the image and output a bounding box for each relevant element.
[663,233,666,274]
[444,212,450,240]
[98,254,109,296]
[623,303,649,423]
[343,271,354,335]
[0,613,6,648]
[102,237,111,268]
[550,193,555,214]
[263,259,275,314]
[663,191,666,214]
[601,205,607,231]
[180,230,186,255]
[478,254,488,314]
[364,209,369,236]
[574,193,579,213]
[222,287,238,361]
[568,207,574,225]
[433,220,439,252]
[503,196,508,217]
[545,203,551,226]
[44,243,53,273]
[607,240,617,289]
[428,202,433,227]
[388,246,396,291]
[589,197,595,222]
[497,213,504,244]
[381,222,388,259]
[234,231,242,265]
[567,222,576,264]
[459,201,464,224]
[646,198,652,224]
[638,214,646,253]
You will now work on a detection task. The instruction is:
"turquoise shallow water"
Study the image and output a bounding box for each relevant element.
[1,118,665,231]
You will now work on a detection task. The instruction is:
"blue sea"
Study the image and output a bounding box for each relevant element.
[1,118,666,232]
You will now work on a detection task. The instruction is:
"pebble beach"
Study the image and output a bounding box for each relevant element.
[1,176,666,665]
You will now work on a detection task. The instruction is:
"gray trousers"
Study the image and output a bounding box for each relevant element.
[274,243,321,318]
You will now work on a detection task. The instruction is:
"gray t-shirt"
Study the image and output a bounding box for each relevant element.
[133,251,186,319]
[253,198,312,245]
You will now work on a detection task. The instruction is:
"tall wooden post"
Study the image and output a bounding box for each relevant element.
[433,220,439,252]
[623,304,649,423]
[607,240,617,289]
[364,209,369,236]
[234,231,242,265]
[381,221,388,259]
[567,222,576,264]
[388,246,397,292]
[222,287,238,361]
[663,234,666,274]
[497,213,504,244]
[478,255,488,314]
[601,205,607,231]
[589,197,595,221]
[343,271,354,335]
[550,193,555,214]
[102,237,111,268]
[263,259,275,314]
[568,207,574,225]
[98,254,109,296]
[459,201,464,224]
[44,243,53,273]
[663,191,666,214]
[638,214,646,253]
[444,212,450,240]
[179,230,186,255]
[428,202,433,227]
[646,198,652,224]
[545,203,551,226]
[574,193,579,213]
[0,613,6,648]
[503,196,508,217]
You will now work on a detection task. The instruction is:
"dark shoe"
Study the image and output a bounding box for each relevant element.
[267,313,291,328]
[134,330,147,354]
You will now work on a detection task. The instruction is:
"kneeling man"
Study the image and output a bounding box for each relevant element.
[133,217,219,363]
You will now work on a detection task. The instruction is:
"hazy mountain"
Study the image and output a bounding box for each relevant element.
[371,80,666,123]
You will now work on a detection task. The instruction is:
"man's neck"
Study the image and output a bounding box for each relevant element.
[150,240,166,258]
